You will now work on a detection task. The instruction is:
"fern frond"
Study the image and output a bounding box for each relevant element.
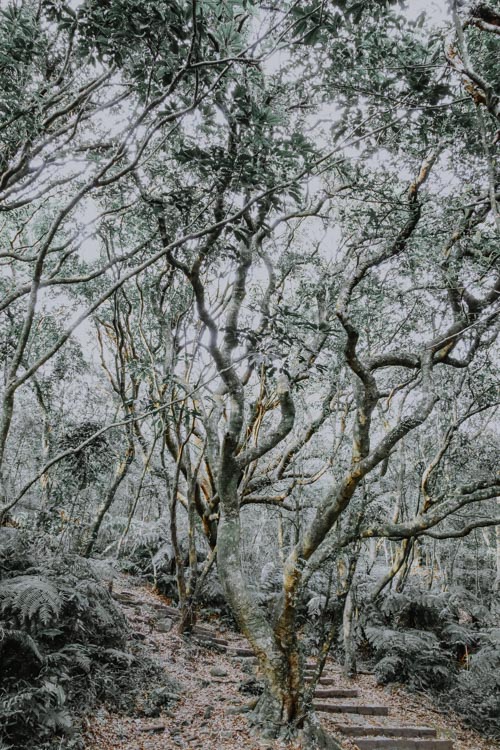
[45,644,92,674]
[0,627,43,663]
[441,622,478,648]
[0,576,61,627]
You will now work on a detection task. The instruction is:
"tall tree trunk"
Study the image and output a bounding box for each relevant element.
[177,481,200,634]
[30,379,54,530]
[342,588,357,677]
[83,426,135,557]
[493,498,500,595]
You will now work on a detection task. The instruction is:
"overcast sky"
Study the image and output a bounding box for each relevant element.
[405,0,450,23]
[0,0,453,20]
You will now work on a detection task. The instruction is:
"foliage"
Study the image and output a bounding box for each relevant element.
[366,625,455,691]
[362,587,500,737]
[449,628,500,737]
[0,532,168,750]
[117,519,229,611]
[56,421,111,490]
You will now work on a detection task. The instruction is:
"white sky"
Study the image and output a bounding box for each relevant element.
[405,0,450,23]
[0,0,452,20]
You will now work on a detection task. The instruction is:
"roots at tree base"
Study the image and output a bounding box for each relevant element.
[249,690,342,749]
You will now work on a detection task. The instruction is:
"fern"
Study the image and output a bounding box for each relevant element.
[0,534,172,749]
[374,654,404,683]
[45,644,92,674]
[0,576,61,627]
[307,594,327,617]
[366,626,454,690]
[441,621,478,649]
[101,647,135,666]
[0,627,43,664]
[447,628,500,737]
[260,563,282,595]
[364,587,500,737]
[0,680,72,738]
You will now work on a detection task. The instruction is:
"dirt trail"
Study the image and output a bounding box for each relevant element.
[84,576,499,750]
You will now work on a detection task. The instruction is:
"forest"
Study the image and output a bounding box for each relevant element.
[0,1,499,749]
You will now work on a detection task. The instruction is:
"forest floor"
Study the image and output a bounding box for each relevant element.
[83,574,500,750]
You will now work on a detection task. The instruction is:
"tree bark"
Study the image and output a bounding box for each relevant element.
[342,588,357,677]
[83,425,135,557]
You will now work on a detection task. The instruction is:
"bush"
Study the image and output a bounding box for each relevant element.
[0,531,170,749]
[366,626,455,691]
[447,628,500,737]
[360,587,499,738]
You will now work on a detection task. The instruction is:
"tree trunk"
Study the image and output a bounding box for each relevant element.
[494,499,500,594]
[342,589,357,677]
[217,502,341,746]
[178,481,200,634]
[83,429,135,557]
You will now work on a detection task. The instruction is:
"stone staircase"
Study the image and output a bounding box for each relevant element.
[224,643,454,750]
[114,591,455,750]
[222,641,454,750]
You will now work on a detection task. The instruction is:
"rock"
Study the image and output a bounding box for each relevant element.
[142,704,160,718]
[143,686,180,715]
[130,631,146,641]
[156,618,174,633]
[203,705,214,719]
[209,666,228,677]
[138,723,167,733]
[238,677,263,695]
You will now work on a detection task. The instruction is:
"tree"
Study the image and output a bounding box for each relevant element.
[1,1,498,745]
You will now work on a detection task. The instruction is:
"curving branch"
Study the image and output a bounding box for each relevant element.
[236,375,296,469]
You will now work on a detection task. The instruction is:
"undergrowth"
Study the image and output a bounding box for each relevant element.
[0,530,173,750]
[361,587,500,738]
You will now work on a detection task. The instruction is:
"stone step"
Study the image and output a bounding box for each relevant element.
[193,624,216,636]
[228,647,255,657]
[339,727,437,739]
[147,602,180,617]
[194,633,229,647]
[353,740,453,750]
[314,703,389,716]
[138,722,167,733]
[314,688,359,699]
[305,676,337,685]
[113,592,142,605]
[158,604,180,618]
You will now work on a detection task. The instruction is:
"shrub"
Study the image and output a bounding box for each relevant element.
[360,587,499,738]
[0,532,170,749]
[366,626,455,691]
